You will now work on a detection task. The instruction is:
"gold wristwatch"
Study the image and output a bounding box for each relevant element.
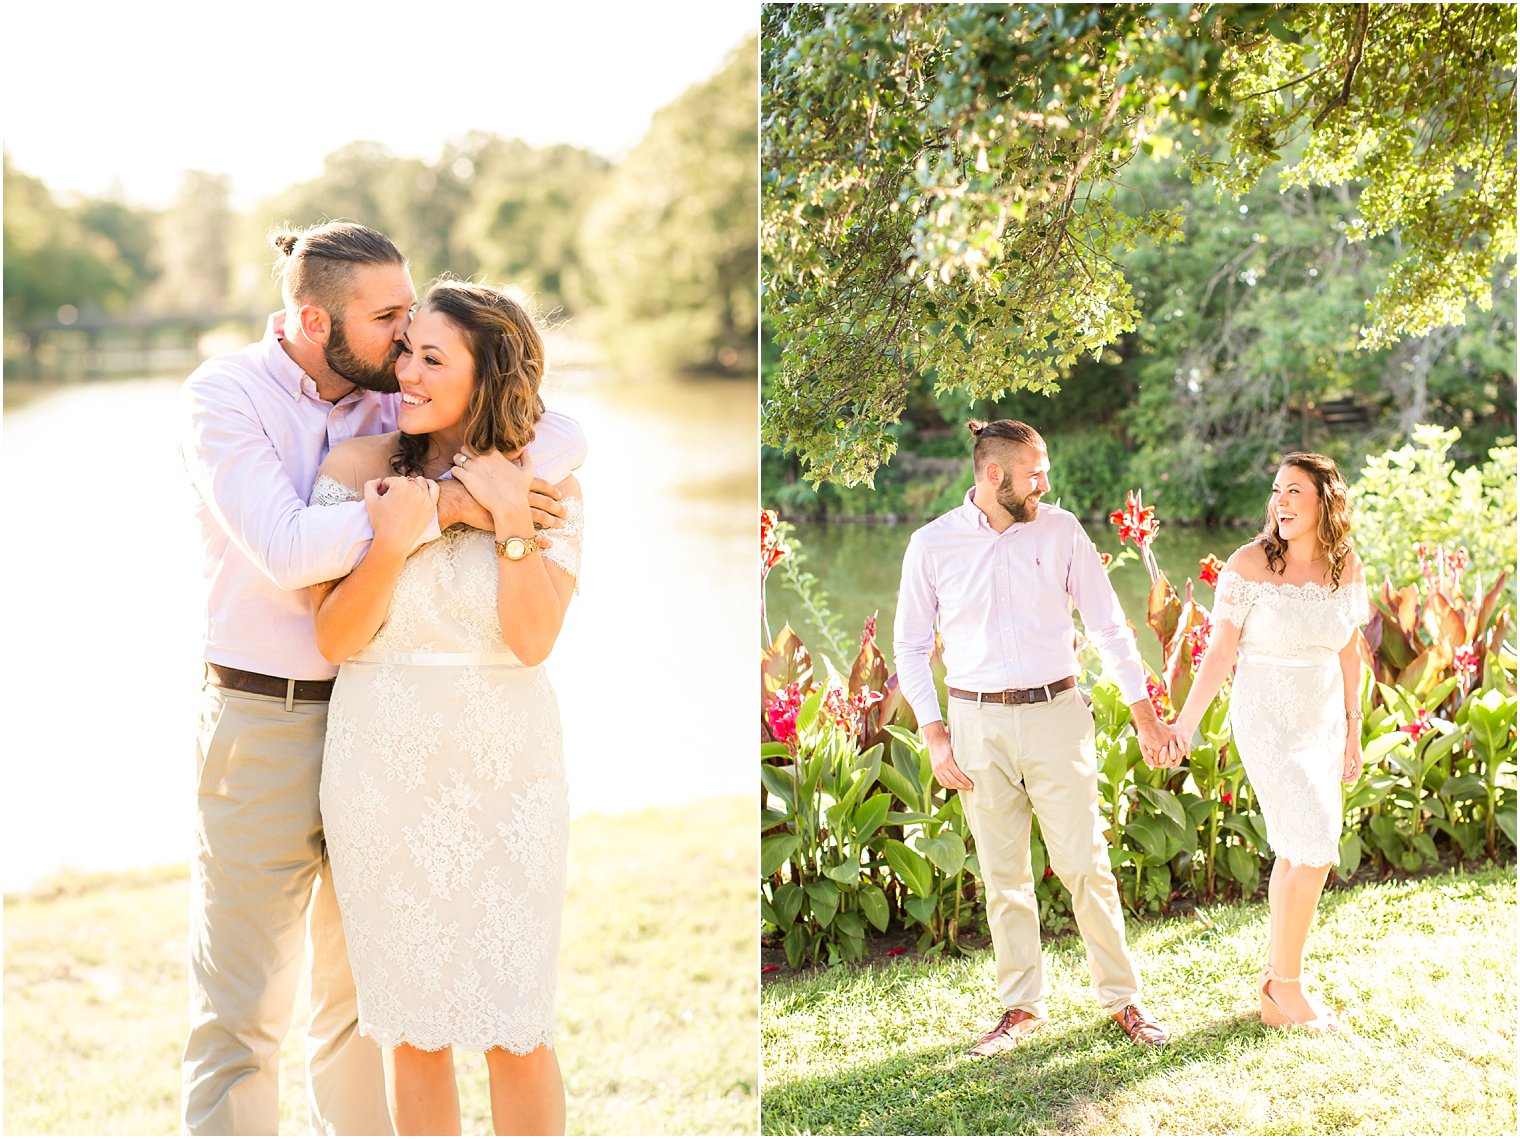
[495,535,540,561]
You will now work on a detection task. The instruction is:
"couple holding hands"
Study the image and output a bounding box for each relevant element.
[893,418,1367,1056]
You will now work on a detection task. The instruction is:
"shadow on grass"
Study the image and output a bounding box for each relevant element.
[763,1005,1284,1135]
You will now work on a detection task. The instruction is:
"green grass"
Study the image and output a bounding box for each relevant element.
[4,795,757,1136]
[761,865,1517,1136]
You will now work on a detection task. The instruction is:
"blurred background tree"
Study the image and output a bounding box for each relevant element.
[578,35,759,375]
[4,33,758,382]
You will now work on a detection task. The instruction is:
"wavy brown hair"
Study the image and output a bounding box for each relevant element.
[391,279,546,477]
[1257,451,1355,589]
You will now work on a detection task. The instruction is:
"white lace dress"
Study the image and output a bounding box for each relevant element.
[1214,567,1368,868]
[310,473,582,1053]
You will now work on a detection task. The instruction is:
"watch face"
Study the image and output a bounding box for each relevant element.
[506,538,528,559]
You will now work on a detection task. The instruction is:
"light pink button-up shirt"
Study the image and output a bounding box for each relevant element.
[182,313,585,680]
[893,490,1149,726]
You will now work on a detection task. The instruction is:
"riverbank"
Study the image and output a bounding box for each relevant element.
[4,795,757,1136]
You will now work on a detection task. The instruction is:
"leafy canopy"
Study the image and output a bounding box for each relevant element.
[763,3,1517,485]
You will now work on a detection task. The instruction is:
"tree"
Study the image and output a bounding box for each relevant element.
[149,170,234,314]
[577,35,759,376]
[3,155,148,325]
[763,3,1516,485]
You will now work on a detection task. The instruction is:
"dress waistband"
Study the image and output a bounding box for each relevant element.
[1238,651,1334,669]
[347,650,526,667]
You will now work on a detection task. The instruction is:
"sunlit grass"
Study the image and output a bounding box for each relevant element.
[761,864,1517,1136]
[4,795,756,1135]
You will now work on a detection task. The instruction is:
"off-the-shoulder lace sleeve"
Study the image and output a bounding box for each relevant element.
[309,473,362,506]
[1212,566,1256,628]
[540,496,583,584]
[1343,576,1371,626]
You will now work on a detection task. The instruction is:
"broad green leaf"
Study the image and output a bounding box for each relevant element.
[805,879,839,927]
[917,831,966,876]
[859,884,890,931]
[853,793,891,839]
[885,838,936,897]
[773,882,804,927]
[761,833,799,878]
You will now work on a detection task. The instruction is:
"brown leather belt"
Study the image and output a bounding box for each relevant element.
[948,676,1077,706]
[206,662,335,702]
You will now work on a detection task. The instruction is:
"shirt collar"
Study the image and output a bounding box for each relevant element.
[958,487,1044,533]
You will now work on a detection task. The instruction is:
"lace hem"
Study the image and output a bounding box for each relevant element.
[540,496,583,582]
[361,1024,557,1055]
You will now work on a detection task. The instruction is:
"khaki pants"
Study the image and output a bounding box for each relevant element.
[950,687,1140,1016]
[182,684,391,1136]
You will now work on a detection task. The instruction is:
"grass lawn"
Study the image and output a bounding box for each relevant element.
[4,794,757,1136]
[761,864,1517,1136]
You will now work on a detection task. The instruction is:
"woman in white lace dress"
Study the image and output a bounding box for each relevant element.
[1168,453,1367,1034]
[308,280,582,1134]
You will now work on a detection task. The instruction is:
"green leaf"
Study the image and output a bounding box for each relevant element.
[885,838,936,897]
[760,764,797,808]
[859,884,890,932]
[917,831,967,876]
[805,879,840,927]
[761,742,792,760]
[1137,784,1188,830]
[783,924,808,969]
[834,911,866,939]
[905,896,937,926]
[761,833,800,878]
[773,882,804,928]
[853,793,891,840]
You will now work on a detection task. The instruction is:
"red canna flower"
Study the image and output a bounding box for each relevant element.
[762,965,781,974]
[1109,489,1160,548]
[1198,554,1225,588]
[822,681,855,730]
[1454,644,1480,679]
[1043,866,1054,879]
[765,681,805,744]
[1185,618,1213,670]
[1401,709,1435,742]
[1146,675,1172,719]
[885,947,906,957]
[1221,791,1233,806]
[860,612,878,651]
[1098,551,1114,568]
[761,509,789,579]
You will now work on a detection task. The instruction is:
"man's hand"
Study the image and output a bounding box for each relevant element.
[527,477,568,529]
[436,477,494,532]
[1130,704,1184,769]
[923,721,973,791]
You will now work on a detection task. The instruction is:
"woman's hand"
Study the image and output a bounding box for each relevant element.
[450,448,535,530]
[363,475,438,551]
[1341,731,1364,784]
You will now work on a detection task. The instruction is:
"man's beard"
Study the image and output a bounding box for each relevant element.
[996,471,1040,523]
[325,316,400,392]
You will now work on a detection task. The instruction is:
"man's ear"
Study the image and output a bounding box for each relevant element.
[981,460,1001,487]
[296,303,332,346]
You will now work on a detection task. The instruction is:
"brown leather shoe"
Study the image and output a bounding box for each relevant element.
[967,1008,1046,1056]
[1111,1002,1168,1047]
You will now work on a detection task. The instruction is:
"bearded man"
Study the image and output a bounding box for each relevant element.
[893,418,1179,1056]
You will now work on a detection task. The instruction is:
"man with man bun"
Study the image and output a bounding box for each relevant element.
[893,418,1177,1056]
[180,221,583,1133]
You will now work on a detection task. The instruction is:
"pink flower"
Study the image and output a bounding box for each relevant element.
[861,612,878,650]
[1198,554,1225,588]
[822,682,854,730]
[1401,709,1435,742]
[1109,489,1160,548]
[765,681,805,744]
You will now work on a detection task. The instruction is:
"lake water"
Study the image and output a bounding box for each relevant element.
[766,516,1255,675]
[1,360,757,892]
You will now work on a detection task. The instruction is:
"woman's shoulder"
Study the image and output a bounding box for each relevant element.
[319,431,399,486]
[1223,541,1270,581]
